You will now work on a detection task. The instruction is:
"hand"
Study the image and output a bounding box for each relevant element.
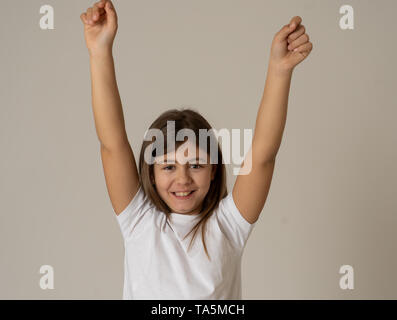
[269,16,313,75]
[80,0,118,56]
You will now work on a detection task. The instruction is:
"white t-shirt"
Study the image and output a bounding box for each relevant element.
[114,185,256,300]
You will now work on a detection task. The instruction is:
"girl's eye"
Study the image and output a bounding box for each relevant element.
[162,164,202,170]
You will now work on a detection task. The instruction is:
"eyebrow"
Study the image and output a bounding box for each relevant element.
[158,157,208,164]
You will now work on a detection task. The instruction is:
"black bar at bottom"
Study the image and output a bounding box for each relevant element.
[0,300,395,319]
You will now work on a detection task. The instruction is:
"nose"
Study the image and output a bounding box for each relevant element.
[175,166,192,185]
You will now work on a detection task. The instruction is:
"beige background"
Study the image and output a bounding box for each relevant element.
[1,0,396,299]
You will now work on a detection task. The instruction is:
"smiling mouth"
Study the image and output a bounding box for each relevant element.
[171,190,196,199]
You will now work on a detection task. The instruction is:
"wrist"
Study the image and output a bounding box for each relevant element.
[268,60,293,78]
[88,47,113,59]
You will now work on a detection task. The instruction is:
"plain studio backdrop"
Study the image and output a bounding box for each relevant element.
[0,0,396,299]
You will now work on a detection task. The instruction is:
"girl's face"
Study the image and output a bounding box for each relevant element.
[153,143,216,215]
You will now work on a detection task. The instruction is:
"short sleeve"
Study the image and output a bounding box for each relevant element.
[114,185,153,241]
[215,191,256,250]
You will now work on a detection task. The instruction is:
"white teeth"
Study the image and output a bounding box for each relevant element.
[175,191,192,197]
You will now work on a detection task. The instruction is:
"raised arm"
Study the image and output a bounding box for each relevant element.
[81,0,140,215]
[233,16,313,224]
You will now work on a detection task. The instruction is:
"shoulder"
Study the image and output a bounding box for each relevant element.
[115,185,161,241]
[212,192,256,250]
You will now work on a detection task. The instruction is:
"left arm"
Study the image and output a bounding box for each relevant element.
[233,16,313,224]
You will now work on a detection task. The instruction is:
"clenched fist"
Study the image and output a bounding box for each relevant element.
[80,0,118,55]
[270,16,313,75]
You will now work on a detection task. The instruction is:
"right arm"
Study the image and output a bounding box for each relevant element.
[81,0,140,215]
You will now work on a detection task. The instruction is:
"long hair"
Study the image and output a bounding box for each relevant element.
[138,107,227,260]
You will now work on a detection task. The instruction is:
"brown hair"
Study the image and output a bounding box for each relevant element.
[138,107,227,260]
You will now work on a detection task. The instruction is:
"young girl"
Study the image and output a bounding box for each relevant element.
[80,0,312,299]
